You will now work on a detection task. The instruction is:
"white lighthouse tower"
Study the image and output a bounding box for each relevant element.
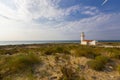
[81,32,85,42]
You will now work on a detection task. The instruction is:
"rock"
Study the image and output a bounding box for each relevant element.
[110,75,114,78]
[79,65,85,70]
[91,76,96,80]
[49,76,57,80]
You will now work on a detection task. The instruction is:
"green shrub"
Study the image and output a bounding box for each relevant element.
[59,66,80,80]
[54,47,70,54]
[0,48,18,55]
[88,60,103,71]
[117,65,120,74]
[87,56,109,71]
[0,53,41,75]
[95,55,109,64]
[71,48,100,59]
[80,76,86,80]
[44,46,70,55]
[103,48,120,59]
[44,48,53,55]
[110,53,120,59]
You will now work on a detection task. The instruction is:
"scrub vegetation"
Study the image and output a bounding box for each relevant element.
[0,43,120,80]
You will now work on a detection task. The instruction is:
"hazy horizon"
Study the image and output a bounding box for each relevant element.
[0,0,120,41]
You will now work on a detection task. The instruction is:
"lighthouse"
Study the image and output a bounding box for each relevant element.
[80,32,97,45]
[80,32,85,42]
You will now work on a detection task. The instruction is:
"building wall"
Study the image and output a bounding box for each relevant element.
[89,40,96,45]
[81,41,88,45]
[81,40,97,45]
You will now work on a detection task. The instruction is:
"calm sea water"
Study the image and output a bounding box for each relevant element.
[0,40,120,45]
[0,40,80,45]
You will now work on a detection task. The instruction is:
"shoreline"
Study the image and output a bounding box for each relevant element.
[0,42,119,46]
[0,40,120,46]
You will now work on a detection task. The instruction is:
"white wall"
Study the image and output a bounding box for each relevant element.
[81,41,88,45]
[89,40,96,45]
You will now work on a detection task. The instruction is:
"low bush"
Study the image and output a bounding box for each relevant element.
[44,46,70,55]
[95,55,109,64]
[103,48,120,59]
[109,52,120,59]
[87,56,109,71]
[0,48,18,55]
[59,66,80,80]
[44,48,53,55]
[0,53,41,78]
[71,48,100,59]
[117,65,120,74]
[80,76,86,80]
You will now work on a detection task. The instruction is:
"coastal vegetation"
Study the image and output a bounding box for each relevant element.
[87,56,110,71]
[0,43,120,80]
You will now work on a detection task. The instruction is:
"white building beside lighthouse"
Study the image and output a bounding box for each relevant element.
[81,32,97,45]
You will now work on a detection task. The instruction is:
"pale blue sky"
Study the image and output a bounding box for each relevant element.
[0,0,120,40]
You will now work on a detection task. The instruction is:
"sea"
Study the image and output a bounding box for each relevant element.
[0,40,120,45]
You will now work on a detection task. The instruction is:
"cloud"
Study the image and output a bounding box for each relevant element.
[81,6,99,15]
[0,0,62,21]
[14,0,64,20]
[102,0,108,6]
[0,0,72,21]
[0,0,100,22]
[51,13,120,40]
[0,2,16,20]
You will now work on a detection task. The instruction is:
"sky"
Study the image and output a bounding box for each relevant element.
[0,0,120,41]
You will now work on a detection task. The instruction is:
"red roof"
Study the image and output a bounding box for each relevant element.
[83,40,93,42]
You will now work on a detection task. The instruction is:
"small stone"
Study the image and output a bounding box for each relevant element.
[109,66,113,69]
[110,75,114,78]
[91,76,96,80]
[50,76,57,80]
